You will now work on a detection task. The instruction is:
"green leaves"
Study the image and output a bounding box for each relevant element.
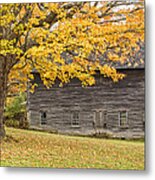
[5,93,26,118]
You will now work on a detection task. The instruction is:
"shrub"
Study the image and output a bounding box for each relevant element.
[5,119,20,128]
[4,93,29,129]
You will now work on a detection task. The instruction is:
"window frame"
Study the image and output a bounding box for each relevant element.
[71,111,80,128]
[40,111,47,125]
[118,111,128,128]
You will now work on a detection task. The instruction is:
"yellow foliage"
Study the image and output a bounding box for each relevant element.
[0,1,144,93]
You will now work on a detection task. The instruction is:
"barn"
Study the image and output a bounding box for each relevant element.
[27,50,145,139]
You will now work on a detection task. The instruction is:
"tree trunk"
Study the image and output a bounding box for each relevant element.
[0,96,6,138]
[0,56,8,139]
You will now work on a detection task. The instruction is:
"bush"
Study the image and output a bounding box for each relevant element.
[4,93,29,129]
[5,119,20,128]
[5,93,26,117]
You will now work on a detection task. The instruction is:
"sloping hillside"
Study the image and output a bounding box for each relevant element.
[1,128,144,170]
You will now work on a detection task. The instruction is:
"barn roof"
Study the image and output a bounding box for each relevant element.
[61,42,145,70]
[32,42,144,74]
[98,45,145,70]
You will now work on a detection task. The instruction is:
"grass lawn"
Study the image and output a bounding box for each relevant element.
[0,127,144,170]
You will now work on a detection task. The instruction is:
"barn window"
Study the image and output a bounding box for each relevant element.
[103,111,107,128]
[142,113,145,130]
[119,111,128,127]
[71,111,80,127]
[40,111,47,125]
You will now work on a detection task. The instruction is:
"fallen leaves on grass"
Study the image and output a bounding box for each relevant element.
[1,128,144,169]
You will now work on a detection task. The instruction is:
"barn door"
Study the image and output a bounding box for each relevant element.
[94,110,107,129]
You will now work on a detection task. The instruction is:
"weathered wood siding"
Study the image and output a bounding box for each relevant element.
[27,69,145,139]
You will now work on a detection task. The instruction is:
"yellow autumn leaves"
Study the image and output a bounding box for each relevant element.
[99,65,125,82]
[0,39,22,56]
[1,1,144,92]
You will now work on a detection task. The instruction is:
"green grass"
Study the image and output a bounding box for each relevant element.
[1,127,144,170]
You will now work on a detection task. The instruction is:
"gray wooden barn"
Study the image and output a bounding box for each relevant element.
[27,48,145,139]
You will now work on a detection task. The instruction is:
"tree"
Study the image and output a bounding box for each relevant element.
[0,1,144,137]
